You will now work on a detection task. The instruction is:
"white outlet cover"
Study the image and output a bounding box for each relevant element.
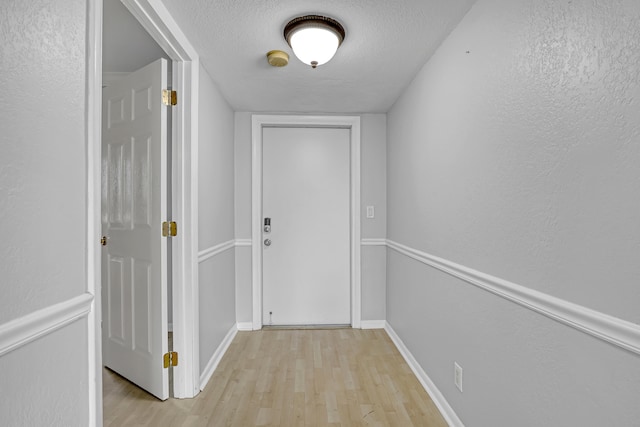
[454,362,463,392]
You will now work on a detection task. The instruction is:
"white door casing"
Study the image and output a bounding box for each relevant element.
[251,115,361,330]
[262,127,351,325]
[102,58,169,400]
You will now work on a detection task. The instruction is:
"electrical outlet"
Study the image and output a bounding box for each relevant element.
[454,362,463,392]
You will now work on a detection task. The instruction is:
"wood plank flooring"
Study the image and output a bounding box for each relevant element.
[103,328,447,426]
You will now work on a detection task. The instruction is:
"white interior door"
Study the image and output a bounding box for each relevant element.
[102,58,169,400]
[262,127,351,326]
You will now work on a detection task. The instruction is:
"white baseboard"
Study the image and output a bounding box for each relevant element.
[360,320,386,329]
[236,322,253,331]
[199,325,237,390]
[384,322,464,427]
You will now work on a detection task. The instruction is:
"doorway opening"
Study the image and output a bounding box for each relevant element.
[251,115,362,331]
[102,0,173,401]
[95,1,202,422]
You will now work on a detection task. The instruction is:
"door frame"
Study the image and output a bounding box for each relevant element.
[251,115,362,330]
[90,1,202,422]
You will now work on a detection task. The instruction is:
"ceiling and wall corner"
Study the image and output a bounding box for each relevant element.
[103,0,168,73]
[153,0,478,113]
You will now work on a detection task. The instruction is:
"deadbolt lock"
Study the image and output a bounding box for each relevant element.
[264,239,272,247]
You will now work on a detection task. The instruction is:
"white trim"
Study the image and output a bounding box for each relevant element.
[361,238,387,246]
[251,115,362,330]
[235,239,252,247]
[385,322,464,427]
[87,0,103,424]
[199,325,237,390]
[236,322,254,331]
[121,0,200,398]
[386,239,640,357]
[198,240,236,263]
[0,293,94,357]
[360,320,386,329]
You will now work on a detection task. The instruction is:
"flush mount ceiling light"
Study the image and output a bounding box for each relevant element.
[284,15,345,69]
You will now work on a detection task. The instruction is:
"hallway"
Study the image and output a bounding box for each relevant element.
[103,329,447,426]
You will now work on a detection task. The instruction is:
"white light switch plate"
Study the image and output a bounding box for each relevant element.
[366,206,375,219]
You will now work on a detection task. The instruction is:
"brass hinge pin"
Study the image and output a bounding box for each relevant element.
[162,89,177,106]
[162,221,177,237]
[163,351,178,368]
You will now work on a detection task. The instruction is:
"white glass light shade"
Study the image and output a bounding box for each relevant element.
[284,15,345,69]
[289,27,340,68]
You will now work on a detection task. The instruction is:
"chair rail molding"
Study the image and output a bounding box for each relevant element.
[361,238,387,246]
[386,239,640,356]
[198,240,236,263]
[0,293,94,357]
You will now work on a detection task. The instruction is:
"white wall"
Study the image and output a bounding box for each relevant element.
[233,113,388,325]
[387,0,640,425]
[197,65,236,376]
[0,0,94,425]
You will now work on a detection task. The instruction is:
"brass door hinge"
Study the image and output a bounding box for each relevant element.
[163,351,178,368]
[162,221,177,237]
[100,236,107,246]
[162,89,177,106]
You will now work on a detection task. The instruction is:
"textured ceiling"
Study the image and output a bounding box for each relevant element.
[105,0,477,113]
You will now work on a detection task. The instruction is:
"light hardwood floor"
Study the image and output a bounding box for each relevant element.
[103,328,447,426]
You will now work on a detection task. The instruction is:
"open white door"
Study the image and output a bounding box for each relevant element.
[101,58,170,400]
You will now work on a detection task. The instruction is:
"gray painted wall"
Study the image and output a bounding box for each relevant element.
[0,0,92,424]
[197,65,236,375]
[387,0,640,425]
[1,0,87,324]
[233,112,253,324]
[360,114,387,321]
[233,113,388,324]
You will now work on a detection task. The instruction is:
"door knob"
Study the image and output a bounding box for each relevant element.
[264,239,272,247]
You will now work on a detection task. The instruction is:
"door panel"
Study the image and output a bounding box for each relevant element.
[262,127,351,326]
[102,58,169,400]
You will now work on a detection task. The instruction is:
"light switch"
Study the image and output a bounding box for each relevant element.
[366,206,375,219]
